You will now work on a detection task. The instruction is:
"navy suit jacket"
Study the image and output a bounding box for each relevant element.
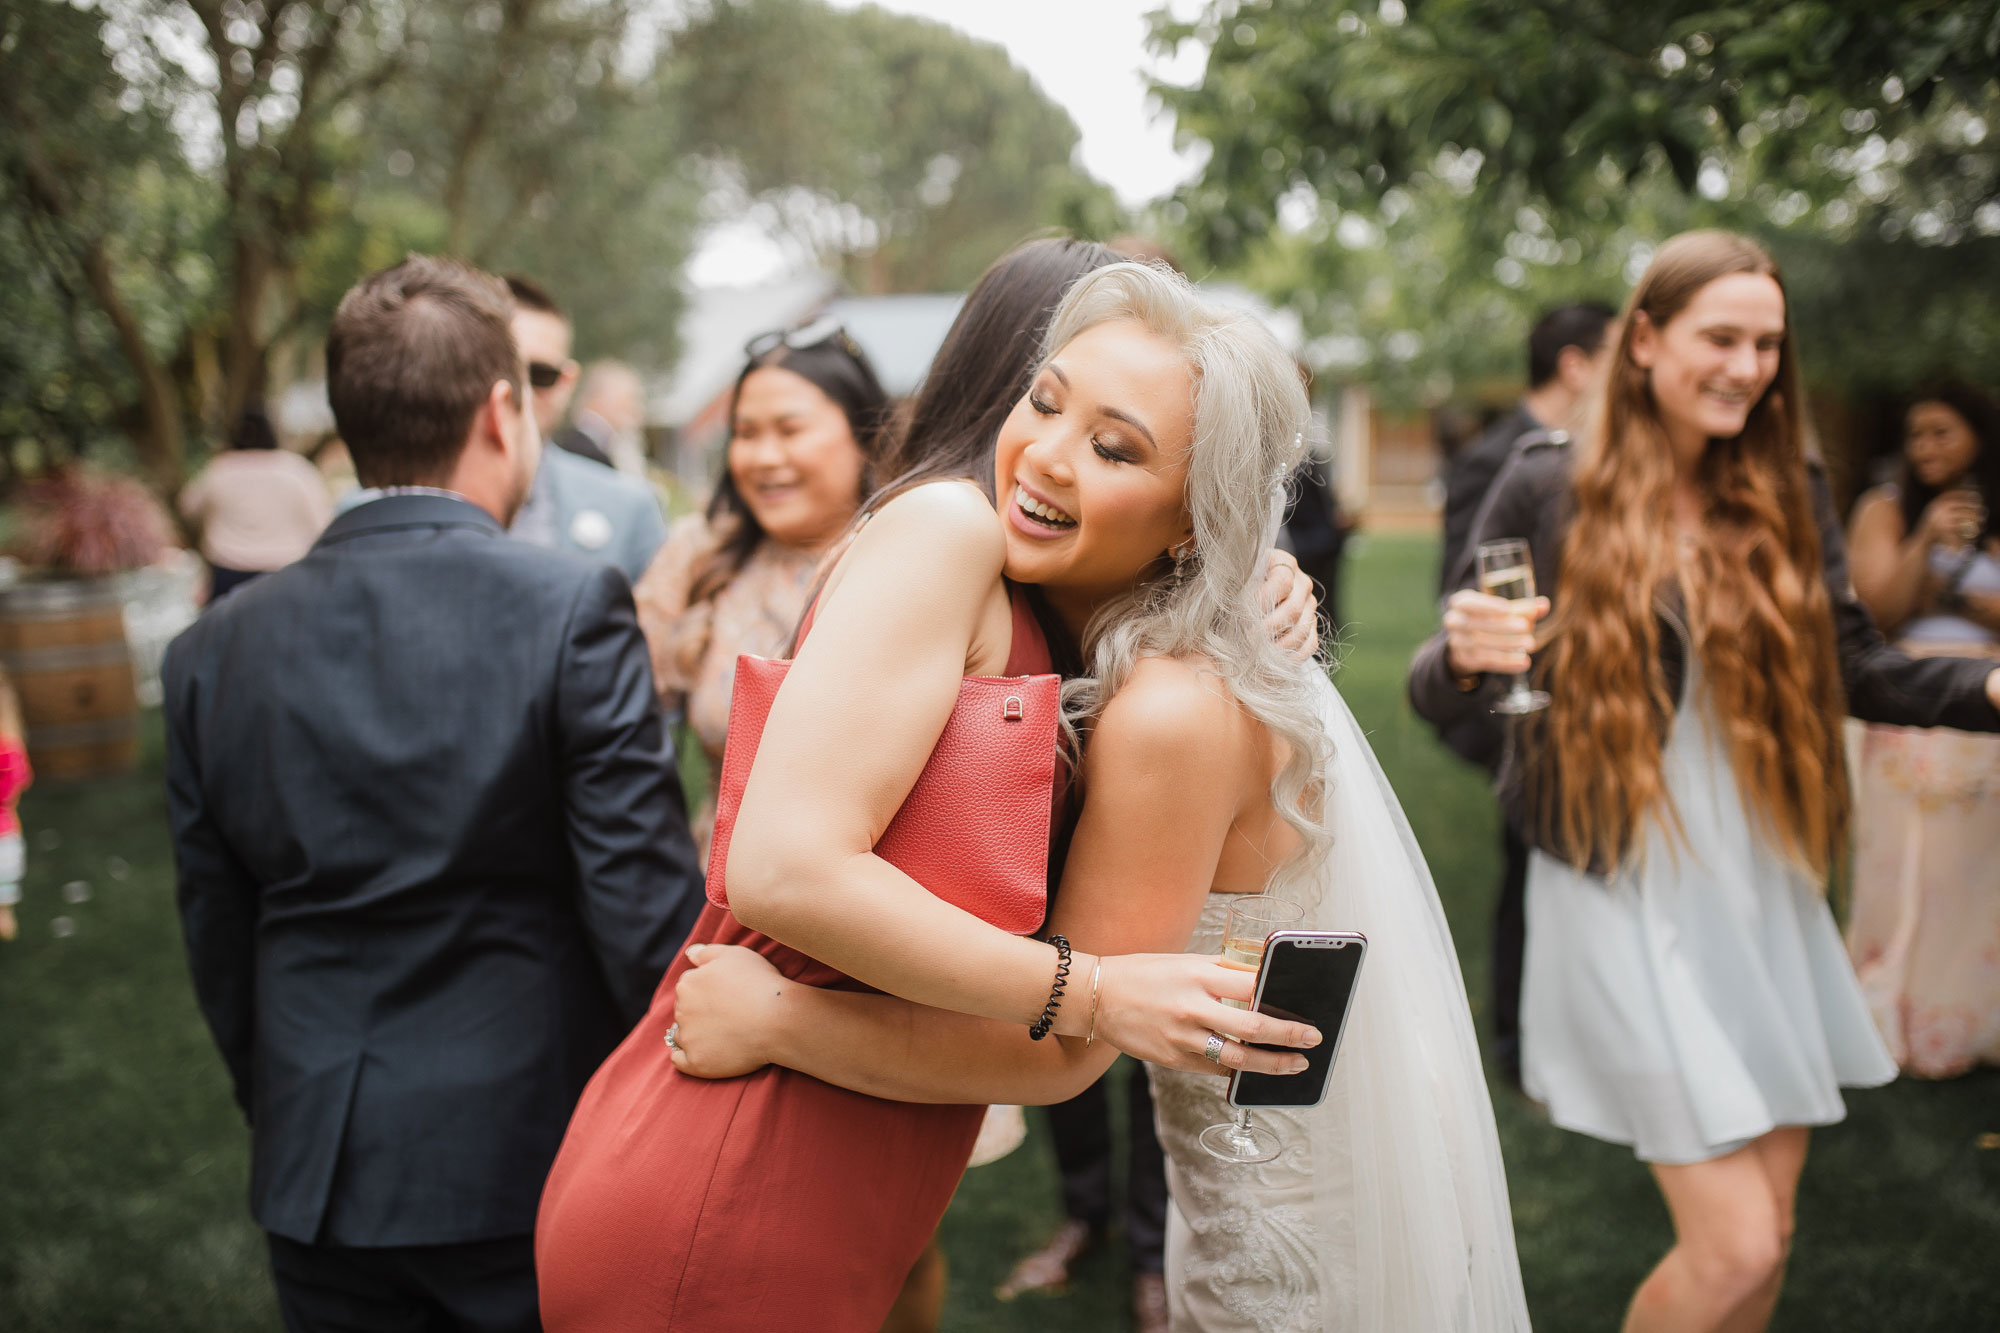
[164,494,703,1246]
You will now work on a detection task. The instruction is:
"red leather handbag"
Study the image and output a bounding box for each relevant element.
[705,655,1060,935]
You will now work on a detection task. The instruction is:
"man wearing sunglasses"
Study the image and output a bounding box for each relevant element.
[505,277,667,584]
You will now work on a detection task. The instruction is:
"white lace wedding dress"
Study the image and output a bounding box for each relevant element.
[1148,671,1531,1331]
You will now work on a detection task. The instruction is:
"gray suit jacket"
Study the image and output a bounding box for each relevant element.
[511,446,666,584]
[165,494,702,1246]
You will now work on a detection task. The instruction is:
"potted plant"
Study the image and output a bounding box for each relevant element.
[1,466,177,779]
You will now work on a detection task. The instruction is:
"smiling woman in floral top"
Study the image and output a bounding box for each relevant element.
[633,322,889,855]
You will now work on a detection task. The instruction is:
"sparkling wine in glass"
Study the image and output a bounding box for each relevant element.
[1954,481,1986,548]
[1200,894,1303,1165]
[1476,538,1551,716]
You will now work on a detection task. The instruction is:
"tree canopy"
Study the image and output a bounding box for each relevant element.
[1149,0,2000,402]
[0,0,1110,486]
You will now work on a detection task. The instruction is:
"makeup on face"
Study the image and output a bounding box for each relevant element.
[989,319,1195,624]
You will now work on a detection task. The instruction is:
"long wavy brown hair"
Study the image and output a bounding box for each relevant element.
[1530,231,1848,875]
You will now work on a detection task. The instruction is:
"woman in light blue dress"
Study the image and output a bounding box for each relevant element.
[1411,231,2000,1333]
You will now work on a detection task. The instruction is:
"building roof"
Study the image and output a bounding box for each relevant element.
[650,272,841,427]
[824,292,967,398]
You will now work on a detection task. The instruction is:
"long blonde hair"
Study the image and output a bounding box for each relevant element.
[1531,230,1848,874]
[1039,262,1327,863]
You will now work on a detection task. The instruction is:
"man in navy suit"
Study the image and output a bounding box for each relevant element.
[165,256,703,1332]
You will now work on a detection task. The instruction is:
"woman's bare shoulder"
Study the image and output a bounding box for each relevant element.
[1848,486,1907,537]
[1089,656,1249,775]
[866,481,1004,552]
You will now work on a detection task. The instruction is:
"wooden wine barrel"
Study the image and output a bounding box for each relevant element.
[0,578,140,781]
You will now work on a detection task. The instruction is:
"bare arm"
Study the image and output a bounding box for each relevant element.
[1847,489,1930,635]
[723,482,1072,1029]
[671,659,1320,1095]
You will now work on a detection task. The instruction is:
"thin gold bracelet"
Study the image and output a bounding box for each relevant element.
[1084,956,1104,1048]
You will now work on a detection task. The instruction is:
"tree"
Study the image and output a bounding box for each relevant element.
[1148,0,2000,400]
[1,0,683,481]
[1,0,1115,488]
[671,0,1120,293]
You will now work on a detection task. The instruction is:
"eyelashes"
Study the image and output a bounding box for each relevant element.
[1027,389,1132,464]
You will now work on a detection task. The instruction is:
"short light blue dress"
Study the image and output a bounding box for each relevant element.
[1521,660,1897,1164]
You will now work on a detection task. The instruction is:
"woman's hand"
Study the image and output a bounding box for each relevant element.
[1261,549,1321,660]
[1442,590,1550,678]
[1985,666,2000,715]
[666,944,793,1080]
[1917,490,1983,548]
[1088,952,1318,1079]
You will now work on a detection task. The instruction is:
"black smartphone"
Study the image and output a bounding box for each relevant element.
[1226,929,1366,1110]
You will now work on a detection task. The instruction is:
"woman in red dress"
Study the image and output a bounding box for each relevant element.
[536,243,1319,1331]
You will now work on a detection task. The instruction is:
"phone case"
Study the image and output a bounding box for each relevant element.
[1225,929,1367,1111]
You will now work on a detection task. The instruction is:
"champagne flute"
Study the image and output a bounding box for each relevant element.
[1476,538,1551,715]
[1199,894,1304,1165]
[1954,481,1986,548]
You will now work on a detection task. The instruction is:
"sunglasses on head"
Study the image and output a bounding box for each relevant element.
[527,362,566,390]
[744,315,861,362]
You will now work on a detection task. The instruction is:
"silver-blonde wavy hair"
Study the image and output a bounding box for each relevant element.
[1042,261,1328,867]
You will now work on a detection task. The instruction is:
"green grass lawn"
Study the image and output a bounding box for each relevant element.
[3,533,1996,1331]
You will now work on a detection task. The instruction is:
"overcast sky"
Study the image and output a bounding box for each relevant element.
[688,0,1208,287]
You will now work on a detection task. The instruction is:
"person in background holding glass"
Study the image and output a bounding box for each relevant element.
[631,322,890,856]
[1844,382,2000,1077]
[1412,231,2000,1333]
[178,404,333,602]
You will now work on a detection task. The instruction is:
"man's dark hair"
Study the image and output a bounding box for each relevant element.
[1527,301,1616,389]
[504,274,566,322]
[327,256,520,487]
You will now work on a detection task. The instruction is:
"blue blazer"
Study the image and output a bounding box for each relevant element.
[164,494,703,1246]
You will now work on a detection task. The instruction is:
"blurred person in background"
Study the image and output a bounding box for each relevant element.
[1440,302,1616,595]
[178,404,333,602]
[506,278,667,583]
[166,256,703,1333]
[1413,231,2000,1333]
[1843,382,2000,1077]
[1428,300,1614,1089]
[0,668,29,943]
[309,434,357,504]
[565,361,651,477]
[632,319,890,854]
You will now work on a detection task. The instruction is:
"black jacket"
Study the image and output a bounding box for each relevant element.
[164,494,703,1246]
[1438,403,1551,600]
[1409,444,2000,872]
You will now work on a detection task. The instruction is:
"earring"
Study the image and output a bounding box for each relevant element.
[1170,540,1195,573]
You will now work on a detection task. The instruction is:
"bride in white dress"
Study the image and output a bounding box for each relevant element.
[663,261,1529,1330]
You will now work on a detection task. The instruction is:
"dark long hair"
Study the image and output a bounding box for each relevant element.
[864,236,1124,675]
[689,335,890,607]
[1894,380,2000,545]
[872,237,1124,505]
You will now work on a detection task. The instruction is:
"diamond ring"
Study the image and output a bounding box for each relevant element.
[1203,1032,1227,1064]
[664,1023,681,1052]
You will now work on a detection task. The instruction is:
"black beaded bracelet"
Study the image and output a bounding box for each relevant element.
[1028,934,1072,1041]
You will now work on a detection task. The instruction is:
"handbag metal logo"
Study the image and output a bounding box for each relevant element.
[1002,696,1024,721]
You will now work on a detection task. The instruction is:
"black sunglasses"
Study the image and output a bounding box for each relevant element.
[744,315,861,362]
[527,361,566,390]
